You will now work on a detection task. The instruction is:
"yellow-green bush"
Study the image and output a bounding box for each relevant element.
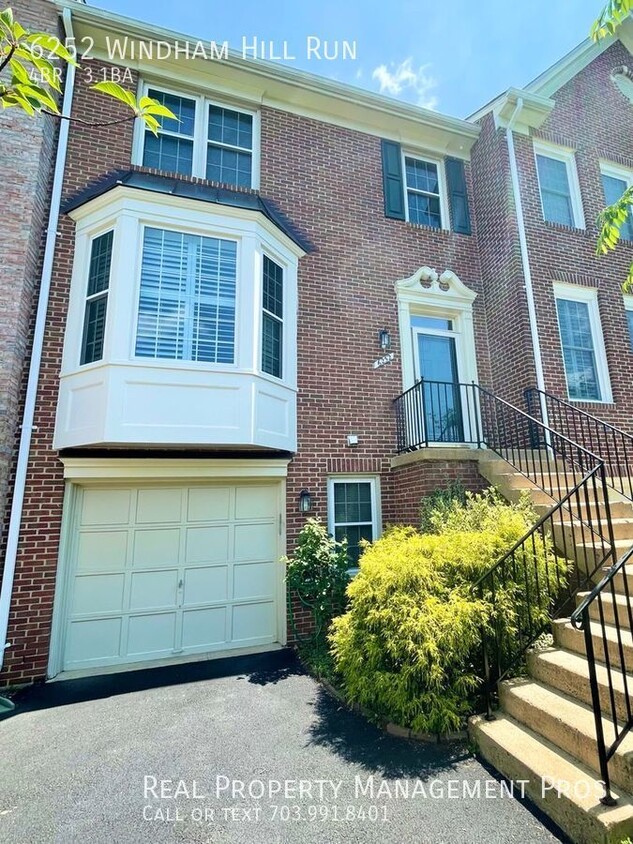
[330,490,565,735]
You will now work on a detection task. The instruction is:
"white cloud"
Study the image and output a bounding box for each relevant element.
[371,58,438,110]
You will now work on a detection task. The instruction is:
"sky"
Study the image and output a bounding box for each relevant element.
[90,0,603,119]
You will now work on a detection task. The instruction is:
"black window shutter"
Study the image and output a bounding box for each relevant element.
[381,139,405,220]
[445,157,472,235]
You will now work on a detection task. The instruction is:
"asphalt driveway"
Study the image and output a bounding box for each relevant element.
[0,650,566,844]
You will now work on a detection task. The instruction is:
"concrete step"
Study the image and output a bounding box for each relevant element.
[470,713,633,844]
[555,517,633,542]
[528,647,631,722]
[535,501,633,521]
[500,677,633,795]
[553,618,633,667]
[578,590,633,631]
[573,541,633,578]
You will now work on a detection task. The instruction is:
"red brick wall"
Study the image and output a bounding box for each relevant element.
[389,459,488,527]
[0,0,59,535]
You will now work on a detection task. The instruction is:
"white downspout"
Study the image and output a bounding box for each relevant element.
[0,7,76,673]
[505,98,549,428]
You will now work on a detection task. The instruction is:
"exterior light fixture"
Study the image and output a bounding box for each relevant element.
[298,489,312,513]
[379,329,391,351]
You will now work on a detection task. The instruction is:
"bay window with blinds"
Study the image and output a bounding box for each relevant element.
[58,192,301,451]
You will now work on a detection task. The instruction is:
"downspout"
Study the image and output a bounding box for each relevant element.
[0,7,76,673]
[505,98,549,428]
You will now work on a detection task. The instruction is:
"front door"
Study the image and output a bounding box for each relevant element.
[414,321,464,443]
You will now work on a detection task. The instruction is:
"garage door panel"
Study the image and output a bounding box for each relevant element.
[61,481,283,672]
[183,565,228,605]
[182,607,226,648]
[132,528,180,567]
[76,531,128,572]
[127,613,176,656]
[187,487,231,522]
[232,602,275,643]
[185,526,230,564]
[66,617,122,665]
[81,488,131,526]
[136,488,182,524]
[234,522,277,562]
[235,486,278,519]
[72,573,125,616]
[130,569,178,611]
[233,562,275,601]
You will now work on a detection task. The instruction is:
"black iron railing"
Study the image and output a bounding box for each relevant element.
[571,545,633,805]
[525,387,633,501]
[394,380,621,798]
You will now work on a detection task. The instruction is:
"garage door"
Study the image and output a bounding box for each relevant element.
[59,483,283,672]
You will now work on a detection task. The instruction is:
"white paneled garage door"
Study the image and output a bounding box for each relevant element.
[58,482,283,672]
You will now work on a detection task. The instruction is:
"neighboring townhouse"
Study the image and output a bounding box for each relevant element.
[0,0,59,537]
[0,0,631,696]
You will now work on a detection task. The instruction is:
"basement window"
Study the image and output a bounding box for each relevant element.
[327,477,380,568]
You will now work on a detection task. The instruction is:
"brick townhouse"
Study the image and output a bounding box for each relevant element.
[0,0,631,688]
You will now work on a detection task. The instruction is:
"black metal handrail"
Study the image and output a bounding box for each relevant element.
[571,544,633,805]
[394,379,621,802]
[526,387,633,501]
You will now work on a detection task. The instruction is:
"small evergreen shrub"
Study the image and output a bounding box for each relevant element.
[330,489,565,735]
[419,479,467,534]
[284,517,350,643]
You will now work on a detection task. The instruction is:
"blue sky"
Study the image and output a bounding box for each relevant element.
[90,0,602,118]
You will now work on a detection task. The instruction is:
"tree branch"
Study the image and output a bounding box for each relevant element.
[0,42,17,76]
[40,108,137,127]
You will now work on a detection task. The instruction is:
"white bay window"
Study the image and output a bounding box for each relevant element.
[56,188,301,451]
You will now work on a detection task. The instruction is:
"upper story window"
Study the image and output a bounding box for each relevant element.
[534,141,584,229]
[80,230,114,365]
[380,140,471,235]
[137,84,259,189]
[601,163,633,241]
[554,283,612,403]
[207,105,253,187]
[261,255,283,378]
[135,228,237,364]
[142,90,196,175]
[404,155,444,229]
[625,296,633,352]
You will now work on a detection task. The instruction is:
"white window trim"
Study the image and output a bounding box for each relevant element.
[533,140,585,229]
[600,162,633,240]
[553,282,612,404]
[624,294,633,351]
[327,475,382,573]
[261,252,284,379]
[132,80,261,190]
[401,150,449,231]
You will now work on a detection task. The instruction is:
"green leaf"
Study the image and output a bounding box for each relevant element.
[140,113,160,136]
[27,32,77,65]
[141,101,178,119]
[29,54,61,91]
[0,7,14,29]
[9,58,30,84]
[90,80,137,110]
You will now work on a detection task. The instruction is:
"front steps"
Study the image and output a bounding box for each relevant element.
[471,457,633,843]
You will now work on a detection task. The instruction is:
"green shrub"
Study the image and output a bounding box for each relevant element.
[284,518,350,643]
[419,479,466,534]
[330,490,565,735]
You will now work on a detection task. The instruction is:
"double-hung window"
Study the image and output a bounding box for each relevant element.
[135,227,237,364]
[534,142,584,228]
[327,477,380,568]
[139,85,257,188]
[142,89,196,175]
[601,164,633,242]
[403,155,444,228]
[554,284,612,402]
[261,256,283,378]
[625,296,633,352]
[80,230,114,365]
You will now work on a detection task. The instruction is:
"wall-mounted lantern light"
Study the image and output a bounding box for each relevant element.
[298,489,313,513]
[379,329,391,351]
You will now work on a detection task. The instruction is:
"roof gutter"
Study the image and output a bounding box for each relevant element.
[505,98,549,424]
[0,6,76,674]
